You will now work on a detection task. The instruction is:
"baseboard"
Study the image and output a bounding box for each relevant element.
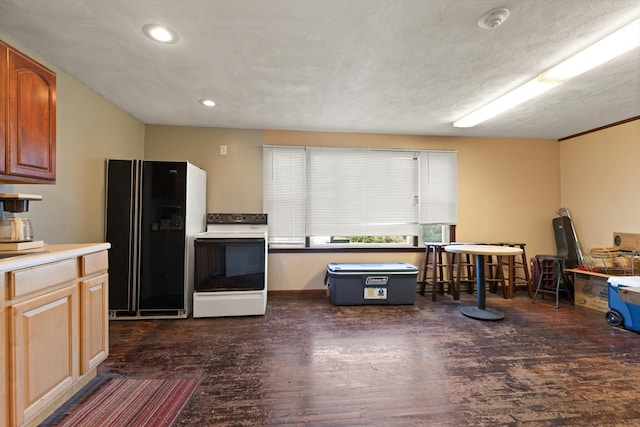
[24,368,97,427]
[268,289,327,298]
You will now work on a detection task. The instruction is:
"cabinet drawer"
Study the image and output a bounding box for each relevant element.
[79,250,109,276]
[9,258,77,299]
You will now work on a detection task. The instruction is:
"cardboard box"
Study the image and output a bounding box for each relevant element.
[613,232,640,252]
[573,272,609,312]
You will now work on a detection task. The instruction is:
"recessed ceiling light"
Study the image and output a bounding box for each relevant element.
[142,24,178,44]
[199,99,216,107]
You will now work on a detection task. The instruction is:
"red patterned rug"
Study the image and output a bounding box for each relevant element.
[41,377,199,427]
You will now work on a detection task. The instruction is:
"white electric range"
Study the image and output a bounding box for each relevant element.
[192,213,268,318]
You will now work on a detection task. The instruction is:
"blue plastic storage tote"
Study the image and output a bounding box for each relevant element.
[606,276,640,332]
[325,262,418,305]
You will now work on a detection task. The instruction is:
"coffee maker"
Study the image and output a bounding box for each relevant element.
[0,193,43,250]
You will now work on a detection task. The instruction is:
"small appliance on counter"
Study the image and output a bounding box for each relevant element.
[0,193,44,251]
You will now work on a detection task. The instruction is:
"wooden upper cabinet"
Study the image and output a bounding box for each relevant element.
[0,43,7,176]
[1,40,56,183]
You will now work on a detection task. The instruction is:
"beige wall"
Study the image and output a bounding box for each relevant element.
[145,127,561,291]
[264,130,560,290]
[144,125,264,213]
[144,121,639,292]
[560,119,640,252]
[265,132,561,250]
[0,32,145,244]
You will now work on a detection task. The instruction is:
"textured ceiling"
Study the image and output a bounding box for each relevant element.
[0,0,639,139]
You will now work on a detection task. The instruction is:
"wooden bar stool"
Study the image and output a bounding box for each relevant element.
[451,252,475,296]
[485,253,508,298]
[498,243,532,298]
[420,244,454,301]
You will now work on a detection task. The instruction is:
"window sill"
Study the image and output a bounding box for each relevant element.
[268,246,425,254]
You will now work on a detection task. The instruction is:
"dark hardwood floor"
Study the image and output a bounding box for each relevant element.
[99,291,640,426]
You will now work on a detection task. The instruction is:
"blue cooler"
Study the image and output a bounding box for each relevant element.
[325,262,418,305]
[606,276,640,332]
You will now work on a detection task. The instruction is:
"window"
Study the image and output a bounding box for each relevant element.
[422,224,452,244]
[263,146,457,247]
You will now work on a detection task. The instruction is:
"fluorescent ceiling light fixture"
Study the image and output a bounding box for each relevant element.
[143,24,178,43]
[454,18,640,128]
[199,99,216,107]
[540,18,640,83]
[453,78,560,128]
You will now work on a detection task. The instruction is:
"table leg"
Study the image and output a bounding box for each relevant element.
[459,254,505,321]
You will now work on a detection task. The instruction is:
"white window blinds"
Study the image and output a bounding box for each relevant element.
[263,146,457,245]
[263,146,306,246]
[307,147,418,236]
[419,151,458,224]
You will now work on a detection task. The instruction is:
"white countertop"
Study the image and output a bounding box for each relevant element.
[444,244,523,256]
[0,243,110,271]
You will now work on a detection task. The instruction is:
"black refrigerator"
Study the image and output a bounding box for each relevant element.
[105,160,207,319]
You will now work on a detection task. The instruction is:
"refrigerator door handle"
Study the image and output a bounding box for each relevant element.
[131,160,143,314]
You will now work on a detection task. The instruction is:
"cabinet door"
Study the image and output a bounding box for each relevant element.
[10,285,78,426]
[0,42,6,175]
[0,302,5,427]
[80,273,109,374]
[7,45,56,182]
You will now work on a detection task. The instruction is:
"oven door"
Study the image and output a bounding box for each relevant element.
[194,237,266,291]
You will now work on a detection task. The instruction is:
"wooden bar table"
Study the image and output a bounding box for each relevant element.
[444,244,523,320]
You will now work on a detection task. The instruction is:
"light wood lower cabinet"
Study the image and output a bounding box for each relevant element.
[0,302,5,427]
[80,273,108,374]
[3,249,109,427]
[79,250,109,375]
[10,285,79,426]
